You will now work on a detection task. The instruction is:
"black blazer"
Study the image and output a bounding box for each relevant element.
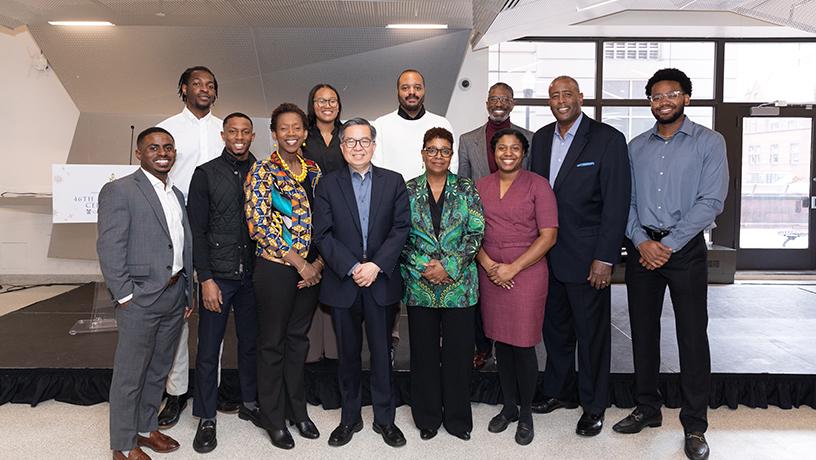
[529,114,631,283]
[313,165,410,308]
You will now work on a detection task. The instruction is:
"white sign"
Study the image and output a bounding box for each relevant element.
[52,164,139,223]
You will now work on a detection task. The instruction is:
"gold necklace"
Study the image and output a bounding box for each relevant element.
[278,152,308,182]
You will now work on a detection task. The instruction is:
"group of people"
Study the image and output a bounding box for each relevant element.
[96,65,728,460]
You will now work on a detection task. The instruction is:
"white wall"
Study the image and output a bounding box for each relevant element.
[0,28,99,282]
[445,46,489,138]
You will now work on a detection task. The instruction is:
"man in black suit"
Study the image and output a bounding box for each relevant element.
[529,76,631,436]
[313,117,411,448]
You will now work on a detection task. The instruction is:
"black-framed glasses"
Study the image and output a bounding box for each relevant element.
[422,147,453,158]
[647,90,684,103]
[487,96,513,104]
[342,137,373,149]
[314,98,339,107]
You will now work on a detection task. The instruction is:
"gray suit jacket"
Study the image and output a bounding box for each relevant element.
[97,169,194,308]
[457,122,533,180]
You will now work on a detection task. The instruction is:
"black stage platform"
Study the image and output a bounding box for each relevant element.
[2,283,815,410]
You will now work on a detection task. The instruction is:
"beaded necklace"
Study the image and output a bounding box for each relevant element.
[278,151,308,182]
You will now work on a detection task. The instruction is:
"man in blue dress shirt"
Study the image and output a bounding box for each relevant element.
[612,68,729,460]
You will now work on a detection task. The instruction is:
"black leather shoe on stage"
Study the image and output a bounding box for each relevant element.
[158,395,186,429]
[216,398,240,414]
[488,412,519,433]
[515,421,534,446]
[531,397,579,414]
[684,432,710,460]
[267,428,295,450]
[450,430,470,441]
[372,423,407,447]
[193,419,217,454]
[612,407,663,434]
[576,411,604,437]
[419,428,438,440]
[289,418,320,439]
[237,405,262,428]
[328,421,363,447]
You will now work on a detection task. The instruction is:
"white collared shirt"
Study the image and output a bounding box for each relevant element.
[141,168,185,275]
[158,107,224,201]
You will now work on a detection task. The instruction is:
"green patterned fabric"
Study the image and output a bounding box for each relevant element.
[401,172,485,308]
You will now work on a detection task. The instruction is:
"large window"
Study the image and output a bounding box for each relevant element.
[489,41,596,98]
[724,43,816,103]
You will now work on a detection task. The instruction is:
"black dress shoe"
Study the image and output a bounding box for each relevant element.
[419,428,437,440]
[488,412,518,433]
[515,421,534,446]
[328,421,363,447]
[289,418,320,439]
[612,407,663,434]
[450,431,470,441]
[267,428,295,450]
[193,419,217,454]
[216,398,240,414]
[684,432,710,460]
[237,405,262,428]
[158,395,186,429]
[576,411,604,437]
[372,422,407,447]
[531,398,579,414]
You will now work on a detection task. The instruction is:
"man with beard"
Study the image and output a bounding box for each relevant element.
[529,76,630,437]
[613,68,728,460]
[157,66,229,428]
[186,113,260,453]
[457,82,532,370]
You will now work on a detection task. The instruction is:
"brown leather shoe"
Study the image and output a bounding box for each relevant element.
[112,447,152,460]
[136,430,180,453]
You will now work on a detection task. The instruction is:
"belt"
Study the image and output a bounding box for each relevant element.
[643,226,671,242]
[167,271,183,287]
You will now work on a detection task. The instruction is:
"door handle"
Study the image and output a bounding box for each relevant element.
[812,196,816,209]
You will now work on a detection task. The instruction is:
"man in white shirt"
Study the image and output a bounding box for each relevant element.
[156,66,226,429]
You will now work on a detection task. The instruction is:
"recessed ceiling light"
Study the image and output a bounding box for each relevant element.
[575,0,618,12]
[48,21,115,27]
[386,24,448,30]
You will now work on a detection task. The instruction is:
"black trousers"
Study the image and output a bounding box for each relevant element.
[408,306,474,435]
[495,341,538,423]
[541,273,611,414]
[193,275,258,419]
[473,301,494,355]
[332,290,396,426]
[253,259,319,430]
[625,234,710,433]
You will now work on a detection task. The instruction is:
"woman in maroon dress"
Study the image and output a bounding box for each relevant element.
[476,128,558,446]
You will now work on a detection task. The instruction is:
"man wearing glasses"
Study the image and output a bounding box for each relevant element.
[313,118,411,448]
[614,68,728,460]
[458,82,532,370]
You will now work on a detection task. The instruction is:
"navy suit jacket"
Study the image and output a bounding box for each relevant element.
[313,165,410,308]
[529,114,631,283]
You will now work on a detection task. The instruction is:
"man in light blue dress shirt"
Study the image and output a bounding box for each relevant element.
[613,68,728,460]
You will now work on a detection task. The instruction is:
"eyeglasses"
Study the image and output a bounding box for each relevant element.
[648,90,684,103]
[487,96,513,104]
[314,98,339,107]
[422,147,453,158]
[342,137,373,149]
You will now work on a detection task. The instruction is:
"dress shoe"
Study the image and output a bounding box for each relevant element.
[328,420,363,447]
[289,418,320,439]
[473,351,491,370]
[684,432,710,460]
[266,428,295,450]
[515,421,534,446]
[450,431,470,441]
[238,405,262,428]
[193,419,217,453]
[372,422,407,447]
[112,447,151,460]
[488,412,518,433]
[216,398,240,414]
[612,407,663,434]
[419,428,437,440]
[531,397,579,414]
[136,431,180,453]
[576,412,604,437]
[157,395,186,429]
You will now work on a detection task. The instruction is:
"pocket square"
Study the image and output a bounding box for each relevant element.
[576,161,595,168]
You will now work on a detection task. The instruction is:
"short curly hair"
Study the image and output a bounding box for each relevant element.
[423,127,453,148]
[269,103,307,131]
[645,68,692,97]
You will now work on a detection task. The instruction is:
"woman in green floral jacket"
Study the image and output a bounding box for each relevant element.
[401,127,485,442]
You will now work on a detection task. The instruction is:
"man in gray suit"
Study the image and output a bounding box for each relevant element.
[98,127,194,460]
[457,81,532,369]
